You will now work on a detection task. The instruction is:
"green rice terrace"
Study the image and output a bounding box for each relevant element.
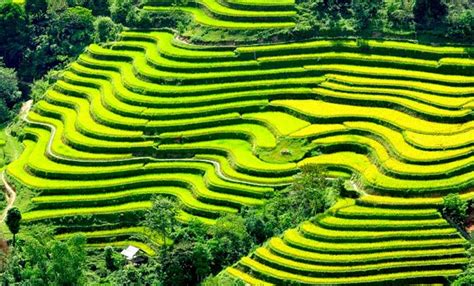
[143,0,296,29]
[0,0,473,285]
[3,29,473,284]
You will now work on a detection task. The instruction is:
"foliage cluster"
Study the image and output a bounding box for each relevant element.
[442,193,468,227]
[1,225,87,286]
[0,63,21,123]
[0,0,123,123]
[294,0,472,41]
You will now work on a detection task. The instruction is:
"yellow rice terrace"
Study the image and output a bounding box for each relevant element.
[0,0,472,285]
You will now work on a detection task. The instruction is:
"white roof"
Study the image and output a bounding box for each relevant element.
[120,245,140,260]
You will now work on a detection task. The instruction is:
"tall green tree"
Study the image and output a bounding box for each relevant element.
[208,215,252,273]
[21,6,95,82]
[0,62,21,122]
[143,197,178,250]
[5,208,21,246]
[48,235,87,285]
[413,0,448,30]
[160,241,211,285]
[442,193,468,226]
[446,2,473,40]
[109,0,134,25]
[67,0,110,16]
[351,0,383,31]
[50,6,95,57]
[94,16,122,43]
[0,3,27,68]
[384,0,415,31]
[0,63,22,107]
[25,0,48,18]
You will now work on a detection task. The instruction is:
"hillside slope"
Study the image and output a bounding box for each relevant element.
[5,30,473,283]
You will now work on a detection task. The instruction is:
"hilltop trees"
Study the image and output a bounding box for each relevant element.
[413,0,448,30]
[0,0,123,104]
[294,0,473,41]
[0,3,27,69]
[50,6,95,58]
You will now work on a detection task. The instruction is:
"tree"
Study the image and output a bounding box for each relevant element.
[21,6,95,82]
[86,0,111,16]
[94,16,122,43]
[104,246,123,272]
[143,197,178,250]
[48,235,87,285]
[25,0,48,17]
[288,165,340,217]
[50,6,95,57]
[160,241,199,285]
[446,5,473,40]
[413,0,448,30]
[0,62,22,123]
[110,0,134,25]
[0,63,22,107]
[241,165,341,245]
[384,0,415,31]
[208,215,252,273]
[0,3,28,68]
[351,0,383,31]
[5,208,21,246]
[442,193,468,226]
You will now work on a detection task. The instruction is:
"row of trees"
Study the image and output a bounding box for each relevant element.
[294,0,472,40]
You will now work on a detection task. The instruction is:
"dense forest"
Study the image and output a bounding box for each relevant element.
[0,0,473,285]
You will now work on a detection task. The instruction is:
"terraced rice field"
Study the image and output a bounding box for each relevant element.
[228,199,470,285]
[143,0,296,29]
[4,29,473,284]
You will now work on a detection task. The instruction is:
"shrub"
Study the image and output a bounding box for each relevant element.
[94,16,123,44]
[442,193,468,227]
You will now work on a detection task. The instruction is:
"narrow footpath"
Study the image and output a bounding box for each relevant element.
[1,171,16,223]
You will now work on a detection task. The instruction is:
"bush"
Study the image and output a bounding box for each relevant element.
[242,165,341,244]
[442,193,468,227]
[0,62,21,123]
[29,68,61,103]
[94,16,123,43]
[447,8,473,40]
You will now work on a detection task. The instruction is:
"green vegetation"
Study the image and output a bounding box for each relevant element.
[227,198,468,284]
[0,0,472,285]
[5,207,21,245]
[442,193,469,227]
[0,62,21,123]
[1,228,88,285]
[0,125,22,170]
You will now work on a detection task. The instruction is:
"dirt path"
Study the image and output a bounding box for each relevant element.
[1,171,16,223]
[20,100,33,114]
[0,100,32,222]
